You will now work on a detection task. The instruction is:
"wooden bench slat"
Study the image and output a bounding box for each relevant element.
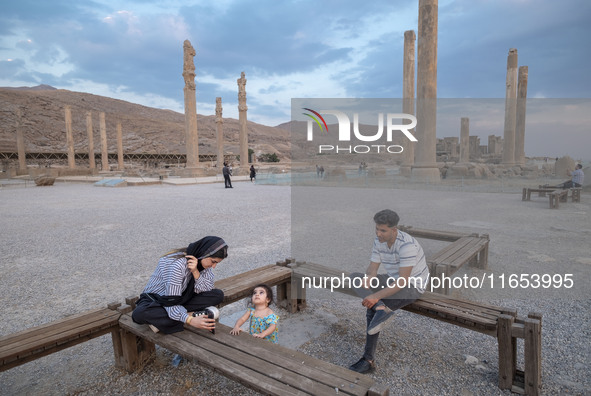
[430,237,474,262]
[406,299,497,328]
[398,225,469,241]
[0,310,120,360]
[416,297,503,322]
[218,265,292,305]
[421,292,509,318]
[0,307,112,344]
[433,237,487,269]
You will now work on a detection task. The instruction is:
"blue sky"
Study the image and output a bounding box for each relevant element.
[1,0,590,158]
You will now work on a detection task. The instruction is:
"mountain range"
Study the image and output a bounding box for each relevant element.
[0,85,291,161]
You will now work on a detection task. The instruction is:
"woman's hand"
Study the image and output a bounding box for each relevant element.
[185,255,200,279]
[188,314,215,331]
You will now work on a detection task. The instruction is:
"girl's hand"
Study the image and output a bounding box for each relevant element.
[186,255,199,278]
[230,327,241,335]
[251,333,264,339]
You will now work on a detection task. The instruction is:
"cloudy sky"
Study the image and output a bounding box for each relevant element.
[1,0,590,158]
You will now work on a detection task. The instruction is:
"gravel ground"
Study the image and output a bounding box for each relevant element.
[0,177,589,395]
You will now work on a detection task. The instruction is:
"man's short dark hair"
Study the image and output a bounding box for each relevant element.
[374,209,399,227]
[577,164,583,169]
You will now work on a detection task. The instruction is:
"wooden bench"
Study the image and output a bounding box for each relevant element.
[291,262,542,396]
[548,189,568,209]
[570,187,581,203]
[525,186,581,208]
[396,225,471,242]
[0,307,121,372]
[397,225,489,294]
[522,187,556,200]
[118,313,388,396]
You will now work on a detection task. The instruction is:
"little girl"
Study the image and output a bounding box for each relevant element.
[230,283,278,343]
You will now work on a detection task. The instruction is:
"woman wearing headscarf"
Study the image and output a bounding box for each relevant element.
[132,236,228,334]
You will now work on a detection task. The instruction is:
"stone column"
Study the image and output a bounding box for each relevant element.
[237,71,249,167]
[183,40,199,168]
[16,108,27,173]
[116,122,124,170]
[401,30,416,176]
[459,117,470,163]
[502,48,518,166]
[99,111,109,171]
[215,97,224,169]
[514,65,528,166]
[412,0,440,182]
[86,111,96,170]
[65,105,76,169]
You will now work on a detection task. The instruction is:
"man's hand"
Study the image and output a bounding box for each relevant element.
[362,295,379,309]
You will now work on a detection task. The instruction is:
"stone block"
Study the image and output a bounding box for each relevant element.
[34,175,56,186]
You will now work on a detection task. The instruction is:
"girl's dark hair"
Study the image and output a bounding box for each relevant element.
[251,283,274,306]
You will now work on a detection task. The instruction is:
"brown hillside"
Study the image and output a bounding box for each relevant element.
[0,86,290,160]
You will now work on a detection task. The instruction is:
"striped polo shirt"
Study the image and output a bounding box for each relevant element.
[143,253,215,323]
[370,230,429,293]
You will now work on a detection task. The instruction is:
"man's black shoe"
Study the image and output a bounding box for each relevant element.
[349,357,375,373]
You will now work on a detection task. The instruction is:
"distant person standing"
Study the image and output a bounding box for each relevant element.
[250,165,257,182]
[223,162,233,188]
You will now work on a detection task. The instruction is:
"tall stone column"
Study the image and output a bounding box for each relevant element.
[86,111,96,170]
[401,30,416,176]
[237,71,249,167]
[459,117,470,163]
[215,97,224,169]
[502,48,518,166]
[412,0,440,182]
[16,108,27,173]
[183,40,199,168]
[65,105,76,169]
[116,122,124,170]
[514,65,528,166]
[99,112,109,171]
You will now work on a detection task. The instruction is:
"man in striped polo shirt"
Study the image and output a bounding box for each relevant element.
[349,209,429,374]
